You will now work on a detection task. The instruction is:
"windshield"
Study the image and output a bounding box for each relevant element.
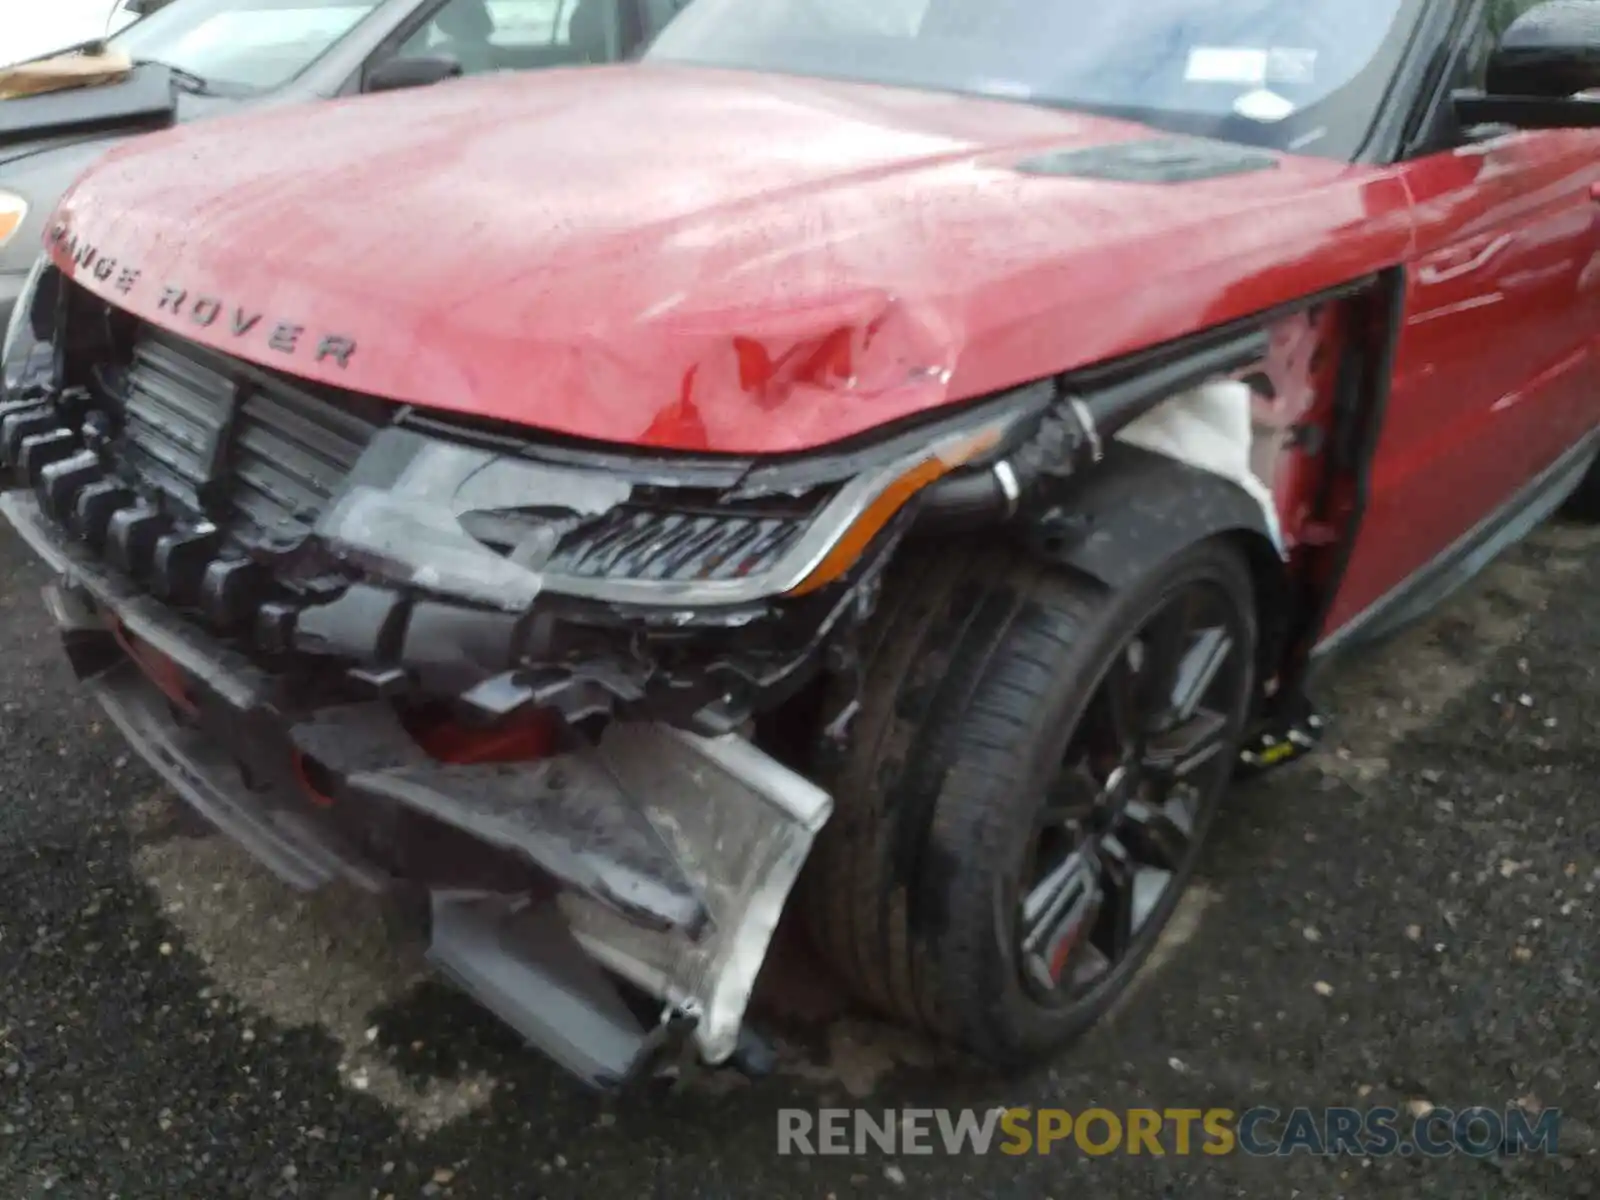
[110,0,385,93]
[646,0,1426,160]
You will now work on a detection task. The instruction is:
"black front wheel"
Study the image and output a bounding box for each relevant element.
[802,536,1258,1065]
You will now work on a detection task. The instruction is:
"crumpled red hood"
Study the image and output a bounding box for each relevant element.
[46,64,1410,454]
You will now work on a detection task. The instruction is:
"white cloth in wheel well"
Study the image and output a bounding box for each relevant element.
[1112,378,1285,553]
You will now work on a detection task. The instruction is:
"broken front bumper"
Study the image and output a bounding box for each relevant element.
[1,488,833,1086]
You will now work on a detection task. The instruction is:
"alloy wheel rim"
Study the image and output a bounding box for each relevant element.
[1016,580,1247,1004]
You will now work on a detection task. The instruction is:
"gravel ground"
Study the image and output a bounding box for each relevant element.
[1,518,1597,1199]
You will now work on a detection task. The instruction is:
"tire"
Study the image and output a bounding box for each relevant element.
[800,535,1258,1067]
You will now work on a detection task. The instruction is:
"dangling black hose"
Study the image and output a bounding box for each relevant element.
[920,327,1270,528]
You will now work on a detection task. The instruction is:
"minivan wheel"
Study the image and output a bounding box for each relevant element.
[802,536,1257,1066]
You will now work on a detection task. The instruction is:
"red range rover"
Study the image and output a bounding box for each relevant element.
[4,0,1600,1085]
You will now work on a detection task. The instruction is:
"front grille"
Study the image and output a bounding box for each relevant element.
[0,305,396,630]
[228,368,380,545]
[120,336,232,511]
[113,329,382,548]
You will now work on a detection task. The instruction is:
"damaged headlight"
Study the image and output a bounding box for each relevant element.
[314,433,635,610]
[315,384,1051,613]
[3,255,56,399]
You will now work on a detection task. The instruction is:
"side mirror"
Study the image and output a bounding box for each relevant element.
[363,54,463,94]
[1455,0,1600,129]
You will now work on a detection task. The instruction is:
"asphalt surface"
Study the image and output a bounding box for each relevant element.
[1,516,1598,1199]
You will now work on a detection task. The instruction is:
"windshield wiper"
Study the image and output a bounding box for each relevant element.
[131,58,215,95]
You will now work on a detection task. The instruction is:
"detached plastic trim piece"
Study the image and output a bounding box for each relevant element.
[427,892,664,1089]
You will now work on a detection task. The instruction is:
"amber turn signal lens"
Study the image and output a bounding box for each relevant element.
[0,193,26,247]
[786,427,1004,597]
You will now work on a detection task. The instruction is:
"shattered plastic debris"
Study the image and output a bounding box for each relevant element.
[558,724,832,1064]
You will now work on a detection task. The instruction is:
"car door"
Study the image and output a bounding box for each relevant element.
[1322,0,1600,634]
